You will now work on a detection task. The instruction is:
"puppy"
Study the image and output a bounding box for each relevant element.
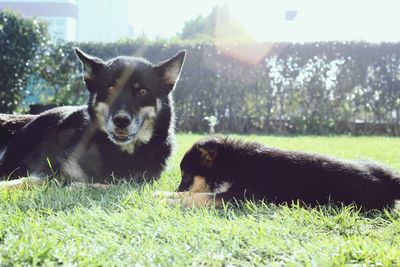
[165,137,400,210]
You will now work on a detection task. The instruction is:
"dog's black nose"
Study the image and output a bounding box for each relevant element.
[113,113,131,128]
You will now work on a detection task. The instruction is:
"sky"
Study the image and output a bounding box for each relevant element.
[128,0,400,42]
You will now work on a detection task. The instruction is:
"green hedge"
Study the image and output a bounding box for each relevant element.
[0,10,48,113]
[27,40,400,135]
[0,12,398,135]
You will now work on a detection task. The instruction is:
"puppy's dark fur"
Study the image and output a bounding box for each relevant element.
[175,137,400,210]
[0,48,186,188]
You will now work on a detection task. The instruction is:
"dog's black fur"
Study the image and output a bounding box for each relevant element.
[0,114,37,149]
[0,48,186,186]
[177,137,400,210]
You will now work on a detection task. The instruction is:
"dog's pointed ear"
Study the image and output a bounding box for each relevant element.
[195,139,219,167]
[75,47,104,82]
[155,50,186,94]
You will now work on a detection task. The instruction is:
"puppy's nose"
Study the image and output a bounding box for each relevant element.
[113,113,131,128]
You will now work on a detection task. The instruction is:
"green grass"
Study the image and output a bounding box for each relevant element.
[1,134,400,266]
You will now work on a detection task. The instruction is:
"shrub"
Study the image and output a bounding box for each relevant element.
[33,40,400,135]
[2,22,399,135]
[0,10,48,113]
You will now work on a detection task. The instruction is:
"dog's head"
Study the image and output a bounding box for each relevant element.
[75,48,186,148]
[178,137,232,194]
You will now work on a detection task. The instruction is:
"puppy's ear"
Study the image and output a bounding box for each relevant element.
[195,139,218,167]
[75,48,104,89]
[155,50,186,94]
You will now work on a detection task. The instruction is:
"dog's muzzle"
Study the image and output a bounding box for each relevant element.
[113,113,131,129]
[110,112,144,143]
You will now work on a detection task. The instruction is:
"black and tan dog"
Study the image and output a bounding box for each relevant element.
[163,137,400,210]
[0,48,186,189]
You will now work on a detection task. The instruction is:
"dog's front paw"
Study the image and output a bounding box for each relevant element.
[66,182,111,191]
[0,176,45,190]
[91,183,111,189]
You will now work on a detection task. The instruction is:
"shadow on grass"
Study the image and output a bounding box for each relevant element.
[0,180,160,213]
[2,179,400,227]
[203,198,400,226]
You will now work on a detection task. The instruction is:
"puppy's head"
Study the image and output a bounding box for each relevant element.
[75,48,186,146]
[178,137,230,193]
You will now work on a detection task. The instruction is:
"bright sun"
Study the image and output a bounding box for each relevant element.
[129,0,400,43]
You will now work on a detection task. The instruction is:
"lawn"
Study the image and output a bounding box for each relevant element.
[1,134,400,266]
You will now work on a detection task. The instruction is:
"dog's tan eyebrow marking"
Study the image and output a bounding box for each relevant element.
[190,175,210,193]
[133,82,140,89]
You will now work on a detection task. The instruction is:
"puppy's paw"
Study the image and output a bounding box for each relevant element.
[155,191,222,208]
[165,192,219,208]
[153,191,188,199]
[157,195,191,208]
[153,190,170,198]
[154,191,193,207]
[180,193,218,208]
[165,198,183,207]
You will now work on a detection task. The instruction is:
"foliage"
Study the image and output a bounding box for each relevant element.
[0,10,48,113]
[181,15,211,39]
[1,134,400,266]
[180,5,252,42]
[30,40,400,135]
[2,11,400,134]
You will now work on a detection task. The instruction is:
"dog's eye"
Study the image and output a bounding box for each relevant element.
[137,89,147,97]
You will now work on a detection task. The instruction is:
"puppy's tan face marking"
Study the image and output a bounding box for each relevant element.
[190,175,210,193]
